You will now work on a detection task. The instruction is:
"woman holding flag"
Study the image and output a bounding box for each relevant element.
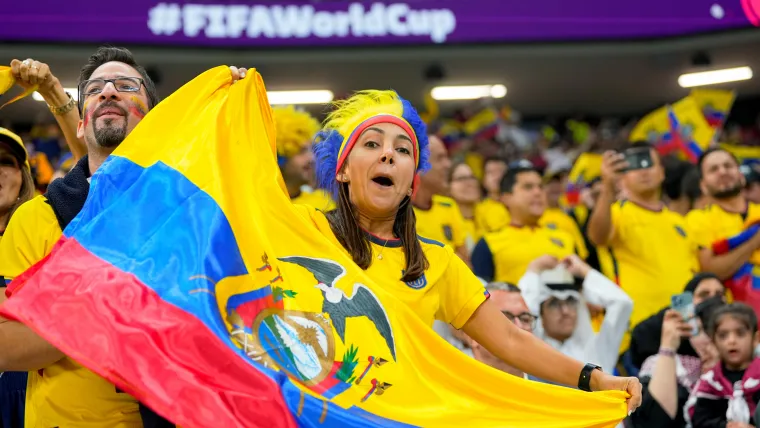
[1,66,639,427]
[309,90,642,413]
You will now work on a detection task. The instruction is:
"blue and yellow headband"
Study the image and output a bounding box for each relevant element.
[313,90,430,199]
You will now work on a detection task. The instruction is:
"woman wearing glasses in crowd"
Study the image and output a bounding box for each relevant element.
[304,90,642,414]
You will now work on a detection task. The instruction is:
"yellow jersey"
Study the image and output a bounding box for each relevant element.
[413,195,467,249]
[462,217,479,254]
[473,198,509,234]
[294,204,489,328]
[686,202,760,266]
[291,188,335,211]
[608,200,699,330]
[0,196,143,428]
[540,207,589,260]
[472,224,576,284]
[567,204,616,282]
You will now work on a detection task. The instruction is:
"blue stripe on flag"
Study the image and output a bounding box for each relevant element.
[67,156,400,427]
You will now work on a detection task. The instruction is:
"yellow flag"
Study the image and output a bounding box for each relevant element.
[690,88,735,128]
[630,96,714,163]
[2,67,627,428]
[0,66,38,108]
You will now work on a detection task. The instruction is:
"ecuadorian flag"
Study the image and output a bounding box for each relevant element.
[566,153,602,206]
[690,89,735,129]
[712,226,760,315]
[630,96,714,163]
[0,67,627,427]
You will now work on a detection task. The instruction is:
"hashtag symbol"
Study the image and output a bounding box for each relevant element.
[148,3,182,36]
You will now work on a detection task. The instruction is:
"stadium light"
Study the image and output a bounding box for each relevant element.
[430,85,507,101]
[33,89,79,102]
[267,90,334,105]
[678,66,753,88]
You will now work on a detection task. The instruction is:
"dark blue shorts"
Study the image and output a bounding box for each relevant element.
[0,371,28,428]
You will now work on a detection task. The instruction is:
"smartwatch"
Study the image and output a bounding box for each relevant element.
[578,363,602,392]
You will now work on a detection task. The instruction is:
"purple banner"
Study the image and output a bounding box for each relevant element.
[1,0,758,47]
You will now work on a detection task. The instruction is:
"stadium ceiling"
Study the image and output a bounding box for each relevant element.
[1,28,759,123]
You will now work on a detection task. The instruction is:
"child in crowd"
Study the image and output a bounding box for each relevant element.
[687,303,760,428]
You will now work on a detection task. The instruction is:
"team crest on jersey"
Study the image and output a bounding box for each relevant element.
[402,270,428,289]
[674,225,687,237]
[550,237,565,248]
[443,225,453,241]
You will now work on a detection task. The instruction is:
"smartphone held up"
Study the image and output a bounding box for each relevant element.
[671,291,700,336]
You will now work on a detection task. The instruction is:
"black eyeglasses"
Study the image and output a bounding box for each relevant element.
[78,77,144,110]
[503,311,538,330]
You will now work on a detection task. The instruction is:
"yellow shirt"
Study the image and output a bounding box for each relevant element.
[540,207,589,260]
[291,189,335,211]
[462,217,479,254]
[0,196,143,428]
[295,204,488,328]
[474,198,510,234]
[608,200,699,331]
[413,195,467,249]
[472,225,576,284]
[686,202,760,266]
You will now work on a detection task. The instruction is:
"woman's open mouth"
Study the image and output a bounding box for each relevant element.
[371,175,394,188]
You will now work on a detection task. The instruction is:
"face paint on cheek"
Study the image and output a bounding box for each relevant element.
[128,96,148,119]
[82,98,93,128]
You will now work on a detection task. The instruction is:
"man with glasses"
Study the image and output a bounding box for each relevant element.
[0,46,246,427]
[468,281,538,379]
[520,255,633,377]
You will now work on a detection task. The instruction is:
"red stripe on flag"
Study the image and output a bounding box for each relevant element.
[712,239,730,255]
[0,237,297,428]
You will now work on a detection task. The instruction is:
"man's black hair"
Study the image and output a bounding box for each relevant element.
[500,162,539,194]
[78,46,160,115]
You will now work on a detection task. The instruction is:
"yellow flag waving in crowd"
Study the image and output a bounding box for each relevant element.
[1,67,627,428]
[630,96,714,163]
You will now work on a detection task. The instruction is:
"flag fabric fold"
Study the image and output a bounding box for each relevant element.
[629,96,714,163]
[711,225,760,314]
[690,88,735,129]
[566,153,602,206]
[0,66,37,108]
[1,67,627,428]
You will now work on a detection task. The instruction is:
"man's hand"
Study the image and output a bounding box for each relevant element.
[527,255,559,273]
[563,254,591,278]
[600,150,628,190]
[10,58,59,98]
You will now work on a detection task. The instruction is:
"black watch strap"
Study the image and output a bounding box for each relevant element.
[578,363,602,392]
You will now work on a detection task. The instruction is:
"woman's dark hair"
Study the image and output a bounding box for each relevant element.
[707,302,759,337]
[325,181,429,282]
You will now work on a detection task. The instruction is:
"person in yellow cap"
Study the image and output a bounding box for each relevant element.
[0,127,35,238]
[0,127,35,428]
[273,105,334,210]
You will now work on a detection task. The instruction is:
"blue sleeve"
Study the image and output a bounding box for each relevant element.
[471,238,495,282]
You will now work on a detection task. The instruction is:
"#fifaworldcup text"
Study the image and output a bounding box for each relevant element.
[148,2,457,43]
